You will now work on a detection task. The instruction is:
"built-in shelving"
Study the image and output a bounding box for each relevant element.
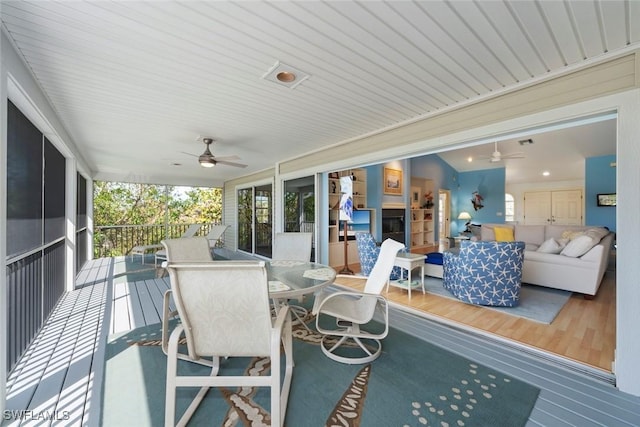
[328,168,367,267]
[410,178,434,251]
[410,208,434,248]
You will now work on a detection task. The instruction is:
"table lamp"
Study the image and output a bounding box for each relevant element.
[458,211,472,233]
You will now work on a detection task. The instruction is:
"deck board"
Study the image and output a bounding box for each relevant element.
[110,281,131,334]
[4,257,640,426]
[134,280,161,327]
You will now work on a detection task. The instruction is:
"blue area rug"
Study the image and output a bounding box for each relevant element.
[101,316,540,426]
[422,276,571,324]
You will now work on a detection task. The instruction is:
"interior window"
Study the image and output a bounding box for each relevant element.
[505,193,515,222]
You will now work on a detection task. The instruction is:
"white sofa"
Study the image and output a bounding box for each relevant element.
[477,223,614,297]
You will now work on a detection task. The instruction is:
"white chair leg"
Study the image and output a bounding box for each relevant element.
[165,325,183,427]
[177,382,213,427]
[320,334,383,364]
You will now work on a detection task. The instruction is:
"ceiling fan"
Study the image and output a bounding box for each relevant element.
[182,137,247,168]
[480,142,525,163]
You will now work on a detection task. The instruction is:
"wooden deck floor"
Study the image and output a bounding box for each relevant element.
[4,256,640,426]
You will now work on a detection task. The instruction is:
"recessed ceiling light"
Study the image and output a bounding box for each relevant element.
[467,156,473,162]
[277,72,296,83]
[542,171,550,176]
[262,61,310,89]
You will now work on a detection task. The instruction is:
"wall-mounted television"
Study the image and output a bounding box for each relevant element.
[338,209,372,241]
[597,193,616,207]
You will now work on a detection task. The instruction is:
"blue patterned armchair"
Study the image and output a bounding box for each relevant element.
[355,232,404,280]
[443,240,525,307]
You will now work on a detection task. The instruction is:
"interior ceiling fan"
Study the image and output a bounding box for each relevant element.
[480,142,525,163]
[182,137,247,169]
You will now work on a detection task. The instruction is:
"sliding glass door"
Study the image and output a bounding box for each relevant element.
[284,175,315,261]
[237,183,273,257]
[254,184,272,257]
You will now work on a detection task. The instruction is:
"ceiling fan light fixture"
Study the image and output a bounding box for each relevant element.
[199,137,216,167]
[199,157,216,168]
[191,136,247,169]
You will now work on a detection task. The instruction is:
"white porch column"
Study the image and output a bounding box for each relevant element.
[65,159,77,291]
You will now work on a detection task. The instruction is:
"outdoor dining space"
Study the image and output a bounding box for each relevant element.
[4,236,640,426]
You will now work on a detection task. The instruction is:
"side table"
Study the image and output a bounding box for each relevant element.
[448,235,470,248]
[386,252,426,299]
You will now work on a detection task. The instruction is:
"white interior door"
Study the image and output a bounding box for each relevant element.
[439,190,450,241]
[524,190,583,225]
[552,190,583,225]
[524,191,553,225]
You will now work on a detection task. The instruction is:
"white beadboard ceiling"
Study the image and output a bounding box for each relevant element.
[1,1,638,187]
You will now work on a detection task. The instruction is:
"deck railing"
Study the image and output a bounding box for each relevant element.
[93,223,221,258]
[6,239,65,373]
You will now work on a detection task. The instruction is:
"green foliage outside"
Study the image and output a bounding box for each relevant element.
[94,181,222,257]
[284,190,314,231]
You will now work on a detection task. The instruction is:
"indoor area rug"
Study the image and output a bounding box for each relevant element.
[421,276,572,324]
[101,317,540,426]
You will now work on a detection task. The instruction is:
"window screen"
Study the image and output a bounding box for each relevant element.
[44,137,66,243]
[7,100,43,257]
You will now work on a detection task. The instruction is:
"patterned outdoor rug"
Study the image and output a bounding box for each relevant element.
[101,314,540,426]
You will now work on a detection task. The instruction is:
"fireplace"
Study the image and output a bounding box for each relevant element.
[381,209,405,244]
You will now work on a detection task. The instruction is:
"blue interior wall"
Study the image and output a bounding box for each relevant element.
[366,153,615,241]
[585,155,616,231]
[457,168,506,232]
[410,155,458,237]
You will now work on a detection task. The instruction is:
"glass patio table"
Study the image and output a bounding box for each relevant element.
[267,260,336,299]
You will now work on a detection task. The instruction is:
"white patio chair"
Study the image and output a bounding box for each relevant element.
[313,238,404,364]
[271,232,313,322]
[153,224,203,266]
[160,237,213,359]
[164,261,293,427]
[129,224,202,265]
[272,232,313,262]
[205,224,229,248]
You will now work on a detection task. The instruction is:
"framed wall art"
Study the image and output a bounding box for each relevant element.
[384,168,403,195]
[597,193,616,207]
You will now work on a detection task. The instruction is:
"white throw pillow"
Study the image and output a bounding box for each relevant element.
[537,238,564,254]
[561,234,597,257]
[584,227,609,242]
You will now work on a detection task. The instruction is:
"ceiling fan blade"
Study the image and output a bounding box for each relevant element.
[215,159,248,168]
[179,151,198,158]
[213,155,241,161]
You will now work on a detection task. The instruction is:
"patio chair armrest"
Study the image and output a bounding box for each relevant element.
[273,304,291,332]
[312,289,373,314]
[162,289,178,355]
[271,304,292,355]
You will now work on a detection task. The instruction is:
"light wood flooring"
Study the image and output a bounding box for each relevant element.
[334,266,616,372]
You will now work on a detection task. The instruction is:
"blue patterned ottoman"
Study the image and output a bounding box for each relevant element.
[425,252,443,278]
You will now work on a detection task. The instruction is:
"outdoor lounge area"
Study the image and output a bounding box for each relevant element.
[4,2,640,425]
[4,254,640,426]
